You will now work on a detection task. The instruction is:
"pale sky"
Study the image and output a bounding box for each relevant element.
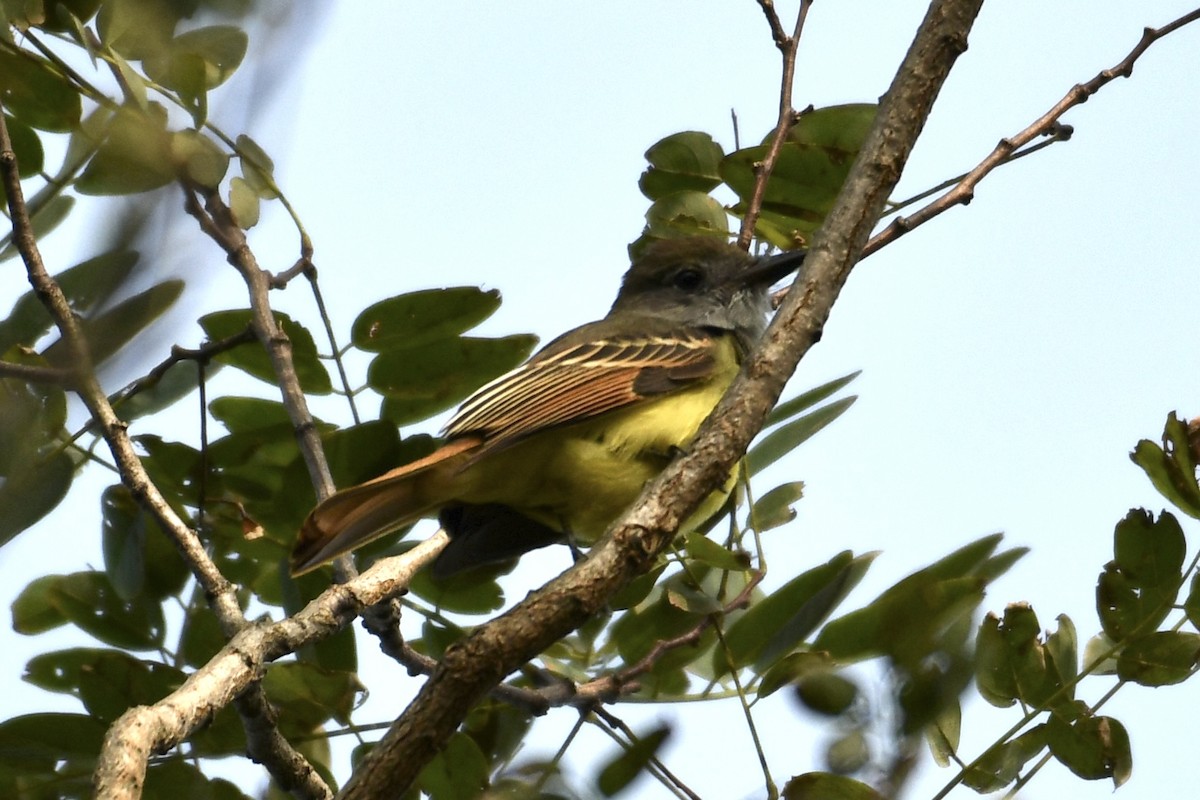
[3,2,1199,798]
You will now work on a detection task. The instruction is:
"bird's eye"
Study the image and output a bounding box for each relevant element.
[671,267,703,291]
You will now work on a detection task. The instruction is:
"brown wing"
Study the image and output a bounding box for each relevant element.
[444,328,720,455]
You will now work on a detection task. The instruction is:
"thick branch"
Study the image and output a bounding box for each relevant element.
[92,531,449,796]
[339,1,985,797]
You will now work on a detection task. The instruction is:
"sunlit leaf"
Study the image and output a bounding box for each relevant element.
[925,701,962,768]
[639,131,724,200]
[0,48,82,132]
[75,105,175,195]
[751,481,805,532]
[170,130,229,188]
[96,0,179,60]
[229,176,260,228]
[237,133,279,198]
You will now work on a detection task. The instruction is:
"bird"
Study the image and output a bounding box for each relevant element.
[290,236,805,577]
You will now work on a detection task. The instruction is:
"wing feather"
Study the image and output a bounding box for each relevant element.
[444,329,718,453]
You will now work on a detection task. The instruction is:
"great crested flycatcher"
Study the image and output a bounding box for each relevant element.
[290,236,805,577]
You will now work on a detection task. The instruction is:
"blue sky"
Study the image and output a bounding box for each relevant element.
[3,2,1199,797]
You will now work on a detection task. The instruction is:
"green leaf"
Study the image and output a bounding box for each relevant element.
[0,249,139,351]
[767,371,860,427]
[408,557,508,615]
[40,0,104,32]
[96,0,179,60]
[815,539,997,668]
[0,194,74,263]
[144,760,255,800]
[262,662,362,735]
[722,105,876,248]
[145,25,248,95]
[12,571,165,649]
[75,105,175,195]
[417,732,489,800]
[640,190,729,241]
[170,130,228,188]
[795,671,858,716]
[0,713,107,767]
[683,530,748,571]
[747,396,856,475]
[960,725,1048,793]
[111,358,208,424]
[43,281,184,367]
[721,551,872,674]
[1185,571,1200,631]
[0,449,73,547]
[11,574,68,634]
[2,113,43,176]
[1115,631,1200,686]
[1045,713,1132,788]
[751,481,805,532]
[782,773,886,800]
[596,724,671,797]
[237,133,279,198]
[1096,509,1184,642]
[101,485,188,601]
[757,650,835,699]
[229,176,260,228]
[1130,412,1200,518]
[199,309,333,394]
[925,701,962,768]
[639,131,724,201]
[24,648,185,721]
[375,335,538,426]
[351,287,503,353]
[0,48,82,132]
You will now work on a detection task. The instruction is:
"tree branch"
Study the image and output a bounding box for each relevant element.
[864,7,1200,256]
[738,0,814,249]
[338,1,985,796]
[91,531,448,797]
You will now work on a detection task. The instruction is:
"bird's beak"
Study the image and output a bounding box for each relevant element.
[742,248,807,288]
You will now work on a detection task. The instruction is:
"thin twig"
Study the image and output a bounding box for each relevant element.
[591,707,702,800]
[863,8,1200,257]
[0,358,72,385]
[737,0,814,250]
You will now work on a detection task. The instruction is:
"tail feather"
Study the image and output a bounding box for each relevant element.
[290,437,480,575]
